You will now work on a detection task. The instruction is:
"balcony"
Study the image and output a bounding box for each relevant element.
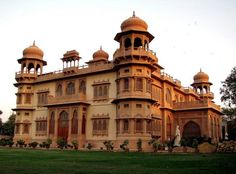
[15,72,37,79]
[173,100,221,111]
[113,47,158,62]
[47,94,87,106]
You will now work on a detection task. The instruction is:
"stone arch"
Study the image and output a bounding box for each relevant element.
[36,64,41,74]
[183,121,201,138]
[58,111,69,140]
[49,112,55,134]
[124,38,131,49]
[28,63,35,73]
[144,40,149,50]
[134,37,142,48]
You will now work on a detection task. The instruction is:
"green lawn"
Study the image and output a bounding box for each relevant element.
[0,148,236,174]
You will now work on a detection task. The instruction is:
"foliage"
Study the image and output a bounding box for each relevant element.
[0,138,14,147]
[180,138,187,147]
[86,143,92,150]
[148,138,160,152]
[227,119,236,140]
[71,140,78,149]
[103,140,114,151]
[57,137,67,149]
[29,142,38,148]
[192,139,199,148]
[120,139,129,152]
[16,139,25,147]
[222,107,236,120]
[136,138,142,152]
[220,67,236,107]
[1,113,16,137]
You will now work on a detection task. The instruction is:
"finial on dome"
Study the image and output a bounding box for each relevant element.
[133,11,135,17]
[100,45,102,50]
[33,40,35,46]
[200,68,202,72]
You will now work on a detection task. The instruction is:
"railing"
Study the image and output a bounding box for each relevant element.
[113,47,158,62]
[173,100,221,111]
[47,94,86,105]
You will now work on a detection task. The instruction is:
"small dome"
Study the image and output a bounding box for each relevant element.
[193,69,209,83]
[23,41,44,59]
[92,46,109,60]
[121,12,148,32]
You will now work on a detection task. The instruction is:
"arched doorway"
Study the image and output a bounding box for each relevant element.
[183,121,201,138]
[58,111,69,140]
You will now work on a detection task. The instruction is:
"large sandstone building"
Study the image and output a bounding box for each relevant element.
[13,13,222,150]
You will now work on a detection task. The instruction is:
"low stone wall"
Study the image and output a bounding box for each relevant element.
[217,141,236,153]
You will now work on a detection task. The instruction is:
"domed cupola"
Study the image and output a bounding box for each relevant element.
[22,41,44,60]
[193,69,210,84]
[191,69,213,99]
[121,11,148,32]
[92,46,109,61]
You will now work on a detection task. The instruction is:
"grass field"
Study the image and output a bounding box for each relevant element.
[0,148,236,174]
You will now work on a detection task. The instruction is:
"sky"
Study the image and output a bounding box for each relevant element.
[0,0,235,122]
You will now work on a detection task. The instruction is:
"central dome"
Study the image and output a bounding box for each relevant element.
[121,12,148,32]
[23,41,44,59]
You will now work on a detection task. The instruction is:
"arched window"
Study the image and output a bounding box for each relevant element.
[36,64,41,74]
[56,84,63,96]
[134,37,142,48]
[23,124,29,134]
[166,88,172,104]
[166,115,171,140]
[183,121,201,138]
[146,79,151,92]
[124,38,131,48]
[49,112,55,134]
[81,114,86,134]
[66,82,75,95]
[144,40,149,50]
[71,110,78,134]
[22,63,26,73]
[146,120,151,133]
[79,80,86,94]
[59,111,69,128]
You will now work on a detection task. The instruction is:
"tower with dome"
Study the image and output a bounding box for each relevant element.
[13,13,223,150]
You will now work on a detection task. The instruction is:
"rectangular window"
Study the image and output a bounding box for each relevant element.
[93,84,109,100]
[17,94,22,104]
[37,92,48,106]
[92,119,109,136]
[136,104,142,108]
[123,119,129,132]
[124,78,129,91]
[124,104,129,108]
[24,112,29,116]
[25,93,31,104]
[146,79,151,92]
[15,125,20,134]
[136,78,143,91]
[124,69,129,73]
[136,69,142,72]
[23,124,29,134]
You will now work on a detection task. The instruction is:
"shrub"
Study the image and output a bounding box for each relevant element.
[57,137,67,149]
[120,140,129,152]
[136,138,142,152]
[86,143,92,150]
[103,140,114,151]
[192,138,199,148]
[148,138,160,152]
[71,140,78,150]
[180,138,187,147]
[29,142,38,148]
[45,138,52,149]
[17,139,25,147]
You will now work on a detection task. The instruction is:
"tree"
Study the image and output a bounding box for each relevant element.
[1,113,16,137]
[0,110,3,134]
[220,67,236,109]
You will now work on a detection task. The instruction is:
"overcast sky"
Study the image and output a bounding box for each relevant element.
[0,0,235,122]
